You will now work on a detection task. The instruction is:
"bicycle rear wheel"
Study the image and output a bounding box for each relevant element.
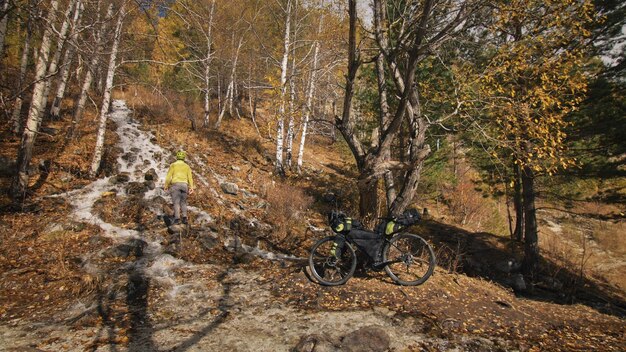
[309,236,357,286]
[383,233,435,286]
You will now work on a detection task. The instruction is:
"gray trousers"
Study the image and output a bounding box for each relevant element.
[170,182,188,220]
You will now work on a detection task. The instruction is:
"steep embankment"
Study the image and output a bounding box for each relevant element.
[1,101,625,351]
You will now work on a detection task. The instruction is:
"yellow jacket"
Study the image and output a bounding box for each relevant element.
[165,160,194,190]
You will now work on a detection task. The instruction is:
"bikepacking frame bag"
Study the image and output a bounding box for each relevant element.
[347,229,384,263]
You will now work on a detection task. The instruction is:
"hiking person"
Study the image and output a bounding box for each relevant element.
[164,150,194,225]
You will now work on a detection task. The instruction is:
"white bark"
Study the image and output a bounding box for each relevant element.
[12,0,59,196]
[90,2,125,177]
[297,15,323,174]
[11,14,32,133]
[0,0,9,60]
[285,56,297,169]
[275,0,292,174]
[216,34,243,128]
[50,0,83,119]
[40,0,78,119]
[203,0,215,128]
[69,2,111,139]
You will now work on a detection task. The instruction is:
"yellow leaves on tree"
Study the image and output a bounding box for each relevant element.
[478,0,595,175]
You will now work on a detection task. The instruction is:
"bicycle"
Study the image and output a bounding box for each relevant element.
[308,210,436,286]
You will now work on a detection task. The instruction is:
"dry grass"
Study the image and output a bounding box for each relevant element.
[264,181,314,242]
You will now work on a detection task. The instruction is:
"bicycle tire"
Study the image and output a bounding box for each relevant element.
[383,233,435,286]
[309,236,357,286]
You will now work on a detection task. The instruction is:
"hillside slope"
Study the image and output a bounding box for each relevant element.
[0,99,624,351]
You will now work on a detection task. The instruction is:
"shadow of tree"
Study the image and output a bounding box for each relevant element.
[87,239,236,351]
[415,219,626,318]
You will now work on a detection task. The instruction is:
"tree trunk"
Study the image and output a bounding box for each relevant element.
[202,0,215,128]
[285,55,297,169]
[41,0,79,120]
[0,0,9,61]
[89,3,125,177]
[50,0,83,120]
[274,0,292,175]
[521,165,539,275]
[297,18,322,174]
[11,10,32,134]
[11,0,59,198]
[358,177,379,222]
[513,163,524,242]
[67,2,111,140]
[375,49,397,210]
[216,35,243,128]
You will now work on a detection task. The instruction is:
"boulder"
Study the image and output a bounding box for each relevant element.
[220,182,239,195]
[144,180,156,190]
[111,172,131,184]
[512,273,527,292]
[340,326,390,352]
[103,239,147,258]
[121,152,137,163]
[495,259,521,274]
[145,168,158,181]
[197,233,218,250]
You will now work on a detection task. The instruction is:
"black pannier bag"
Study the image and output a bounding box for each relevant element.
[328,211,362,234]
[375,208,421,236]
[347,229,384,262]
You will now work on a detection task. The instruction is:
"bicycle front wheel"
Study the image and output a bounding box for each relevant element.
[309,236,357,286]
[383,233,435,286]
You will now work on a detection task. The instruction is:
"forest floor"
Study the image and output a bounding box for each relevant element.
[0,99,625,351]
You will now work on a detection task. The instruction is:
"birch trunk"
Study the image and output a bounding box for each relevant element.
[248,65,260,135]
[275,0,292,174]
[285,56,297,169]
[40,0,78,120]
[0,0,9,61]
[216,35,243,128]
[296,15,323,174]
[203,0,215,128]
[68,2,111,140]
[11,12,32,133]
[50,0,83,120]
[11,0,59,197]
[90,3,125,177]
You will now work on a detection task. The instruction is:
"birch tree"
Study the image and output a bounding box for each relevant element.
[296,13,323,174]
[90,1,126,177]
[11,2,33,133]
[67,1,112,140]
[11,0,59,198]
[216,33,244,128]
[40,0,79,120]
[274,0,292,175]
[50,0,83,120]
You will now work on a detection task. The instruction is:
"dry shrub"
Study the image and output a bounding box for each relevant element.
[434,240,465,273]
[265,181,314,242]
[444,179,491,228]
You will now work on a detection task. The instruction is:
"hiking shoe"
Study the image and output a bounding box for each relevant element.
[182,217,188,225]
